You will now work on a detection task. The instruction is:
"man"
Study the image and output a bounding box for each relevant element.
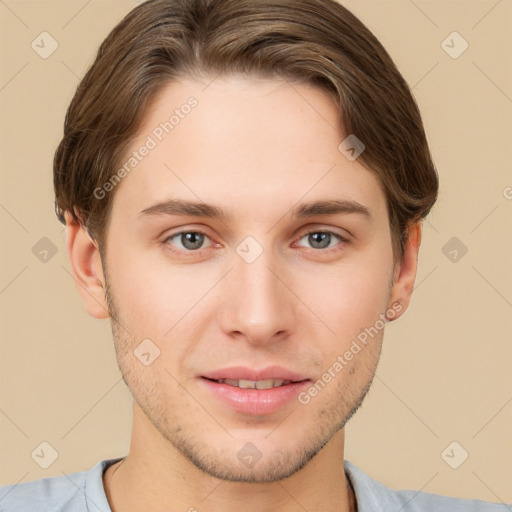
[0,0,509,510]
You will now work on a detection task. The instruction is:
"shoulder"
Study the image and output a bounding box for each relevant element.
[0,458,122,512]
[344,460,511,512]
[0,470,86,512]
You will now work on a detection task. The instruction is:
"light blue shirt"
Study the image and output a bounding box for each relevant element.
[0,457,509,511]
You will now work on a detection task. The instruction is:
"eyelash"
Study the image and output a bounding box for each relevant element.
[163,228,349,256]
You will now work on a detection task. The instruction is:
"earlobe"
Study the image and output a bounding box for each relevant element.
[386,221,422,321]
[64,211,109,319]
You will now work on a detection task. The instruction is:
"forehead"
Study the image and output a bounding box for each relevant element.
[108,76,386,226]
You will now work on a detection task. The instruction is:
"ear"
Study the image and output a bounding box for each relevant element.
[64,211,109,319]
[386,221,422,321]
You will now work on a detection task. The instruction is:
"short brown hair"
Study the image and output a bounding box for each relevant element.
[54,0,438,262]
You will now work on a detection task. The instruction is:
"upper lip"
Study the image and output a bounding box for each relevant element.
[201,365,310,382]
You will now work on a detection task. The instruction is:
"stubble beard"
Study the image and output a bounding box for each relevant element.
[102,265,382,483]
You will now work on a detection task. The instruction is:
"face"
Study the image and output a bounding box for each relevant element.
[80,75,414,483]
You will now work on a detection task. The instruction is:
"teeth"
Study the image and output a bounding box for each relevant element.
[256,379,283,390]
[216,379,290,389]
[239,379,257,389]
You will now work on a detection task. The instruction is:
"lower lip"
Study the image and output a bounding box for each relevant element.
[199,378,311,415]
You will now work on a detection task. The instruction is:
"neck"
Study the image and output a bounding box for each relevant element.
[103,403,357,512]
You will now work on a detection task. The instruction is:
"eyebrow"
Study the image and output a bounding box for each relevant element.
[138,198,371,221]
[293,199,371,219]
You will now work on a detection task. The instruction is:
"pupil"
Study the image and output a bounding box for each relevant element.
[310,232,330,249]
[183,232,203,250]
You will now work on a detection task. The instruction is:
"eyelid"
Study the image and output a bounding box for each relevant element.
[295,224,351,242]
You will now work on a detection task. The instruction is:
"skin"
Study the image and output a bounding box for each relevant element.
[65,75,421,512]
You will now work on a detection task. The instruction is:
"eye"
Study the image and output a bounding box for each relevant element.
[295,230,347,251]
[163,228,348,256]
[164,230,213,251]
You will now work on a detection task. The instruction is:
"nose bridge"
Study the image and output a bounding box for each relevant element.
[219,240,294,343]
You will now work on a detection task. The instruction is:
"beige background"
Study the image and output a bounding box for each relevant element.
[1,0,511,505]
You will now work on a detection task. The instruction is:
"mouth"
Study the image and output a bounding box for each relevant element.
[198,366,311,415]
[202,377,298,389]
[201,365,309,384]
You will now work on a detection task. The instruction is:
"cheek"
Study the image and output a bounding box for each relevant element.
[298,256,393,343]
[106,245,215,340]
[105,243,170,332]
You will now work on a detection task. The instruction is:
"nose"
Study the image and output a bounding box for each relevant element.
[217,244,297,347]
